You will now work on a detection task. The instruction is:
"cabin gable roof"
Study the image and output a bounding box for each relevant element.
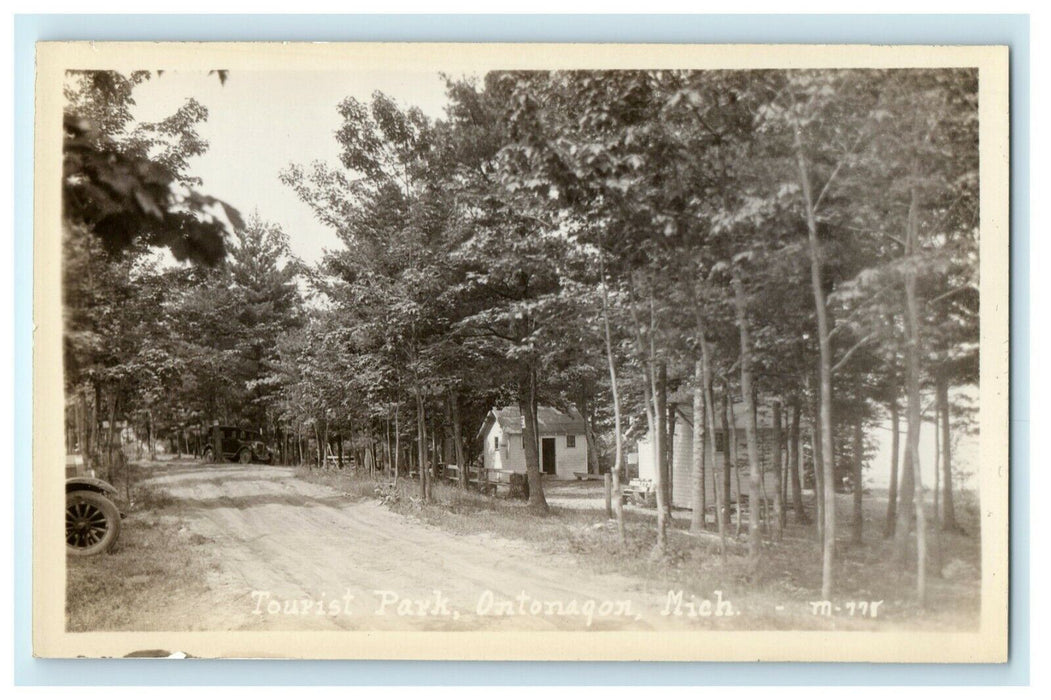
[476,405,587,442]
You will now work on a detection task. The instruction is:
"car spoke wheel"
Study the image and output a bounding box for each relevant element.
[66,491,121,556]
[239,449,252,464]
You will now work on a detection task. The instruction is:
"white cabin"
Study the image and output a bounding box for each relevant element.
[477,405,588,480]
[636,403,787,509]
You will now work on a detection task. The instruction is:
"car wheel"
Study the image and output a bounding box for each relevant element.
[66,490,121,556]
[238,449,252,465]
[202,447,214,463]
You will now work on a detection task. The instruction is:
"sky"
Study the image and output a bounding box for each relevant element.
[129,69,454,264]
[866,389,978,492]
[125,69,978,492]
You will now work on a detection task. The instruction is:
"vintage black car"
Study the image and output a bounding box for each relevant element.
[66,454,124,556]
[202,426,273,464]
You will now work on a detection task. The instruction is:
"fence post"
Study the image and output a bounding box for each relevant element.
[604,472,613,519]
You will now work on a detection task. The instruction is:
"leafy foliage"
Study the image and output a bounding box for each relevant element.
[62,68,980,596]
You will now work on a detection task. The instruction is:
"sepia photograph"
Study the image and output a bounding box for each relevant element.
[32,42,1010,661]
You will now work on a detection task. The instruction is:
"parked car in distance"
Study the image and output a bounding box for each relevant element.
[202,426,273,465]
[66,453,124,556]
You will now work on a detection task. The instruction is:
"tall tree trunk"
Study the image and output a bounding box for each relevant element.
[884,396,901,537]
[648,291,668,551]
[810,383,825,545]
[393,404,400,486]
[629,277,668,552]
[598,256,626,544]
[451,393,467,490]
[795,130,837,599]
[430,411,440,486]
[518,360,548,513]
[754,391,769,535]
[91,382,102,472]
[383,418,390,475]
[780,409,789,516]
[667,395,677,514]
[323,419,331,471]
[576,388,601,476]
[75,386,88,458]
[934,413,940,521]
[934,411,944,575]
[720,385,733,531]
[415,391,428,501]
[657,362,672,521]
[313,423,322,469]
[689,304,723,550]
[441,402,454,467]
[903,178,928,606]
[728,391,742,538]
[788,396,807,525]
[371,425,379,476]
[771,399,785,539]
[648,365,668,550]
[700,337,726,557]
[147,409,156,461]
[106,393,118,480]
[895,447,915,554]
[852,411,864,544]
[732,272,763,565]
[936,371,957,531]
[690,358,706,533]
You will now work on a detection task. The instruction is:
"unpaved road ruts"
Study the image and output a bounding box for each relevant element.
[143,462,730,631]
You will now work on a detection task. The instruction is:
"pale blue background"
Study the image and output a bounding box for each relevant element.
[13,13,1030,686]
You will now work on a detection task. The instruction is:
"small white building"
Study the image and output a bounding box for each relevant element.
[636,403,786,509]
[477,405,588,479]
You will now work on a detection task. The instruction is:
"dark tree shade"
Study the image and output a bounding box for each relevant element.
[63,113,243,266]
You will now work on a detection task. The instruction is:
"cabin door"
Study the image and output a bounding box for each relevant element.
[541,438,557,475]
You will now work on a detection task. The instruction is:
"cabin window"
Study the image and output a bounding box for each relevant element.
[715,431,728,453]
[566,434,576,448]
[494,436,500,451]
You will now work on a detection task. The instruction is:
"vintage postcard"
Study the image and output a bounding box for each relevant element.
[33,41,1009,661]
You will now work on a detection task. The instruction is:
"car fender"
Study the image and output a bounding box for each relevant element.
[66,476,119,498]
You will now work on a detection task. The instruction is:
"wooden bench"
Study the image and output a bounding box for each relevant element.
[406,465,525,498]
[622,478,657,507]
[462,467,520,496]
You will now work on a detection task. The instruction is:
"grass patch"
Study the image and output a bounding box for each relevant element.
[66,481,219,632]
[297,467,982,630]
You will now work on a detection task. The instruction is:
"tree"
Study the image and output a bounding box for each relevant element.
[63,71,242,265]
[62,70,243,471]
[284,91,455,500]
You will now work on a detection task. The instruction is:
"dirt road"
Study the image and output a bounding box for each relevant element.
[144,462,729,632]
